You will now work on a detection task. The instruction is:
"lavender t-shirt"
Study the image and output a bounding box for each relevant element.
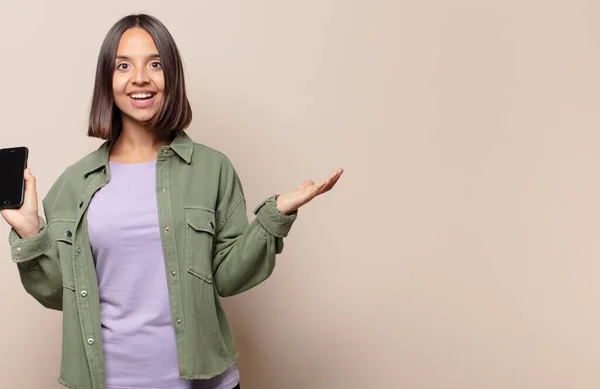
[87,160,240,389]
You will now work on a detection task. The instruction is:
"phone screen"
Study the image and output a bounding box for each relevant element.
[0,147,28,209]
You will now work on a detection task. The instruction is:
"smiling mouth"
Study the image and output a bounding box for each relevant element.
[129,93,155,101]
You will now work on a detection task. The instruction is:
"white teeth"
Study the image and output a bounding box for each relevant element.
[130,93,153,99]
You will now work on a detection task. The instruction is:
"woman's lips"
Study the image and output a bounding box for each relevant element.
[129,94,156,109]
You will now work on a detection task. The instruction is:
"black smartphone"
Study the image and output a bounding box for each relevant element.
[0,146,29,210]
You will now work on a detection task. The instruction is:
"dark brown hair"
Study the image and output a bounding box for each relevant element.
[88,14,192,140]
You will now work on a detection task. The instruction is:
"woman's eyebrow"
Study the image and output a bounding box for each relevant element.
[115,53,161,60]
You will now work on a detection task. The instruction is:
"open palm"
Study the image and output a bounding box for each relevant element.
[276,168,344,215]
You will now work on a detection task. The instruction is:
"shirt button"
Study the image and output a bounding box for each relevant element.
[15,247,21,253]
[165,226,170,232]
[79,201,84,208]
[171,270,177,276]
[75,246,82,253]
[65,230,72,238]
[80,290,88,298]
[209,221,215,229]
[87,338,95,346]
[162,188,167,192]
[163,149,169,154]
[176,318,182,324]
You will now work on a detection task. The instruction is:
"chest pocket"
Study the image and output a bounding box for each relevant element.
[184,207,216,284]
[47,219,76,290]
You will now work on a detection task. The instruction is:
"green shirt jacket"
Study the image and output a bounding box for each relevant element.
[7,131,297,389]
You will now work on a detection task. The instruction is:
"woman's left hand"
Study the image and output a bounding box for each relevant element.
[276,168,344,215]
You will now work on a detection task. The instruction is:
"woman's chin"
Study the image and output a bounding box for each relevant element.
[121,111,159,126]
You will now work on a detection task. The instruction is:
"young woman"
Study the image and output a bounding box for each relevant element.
[1,14,342,389]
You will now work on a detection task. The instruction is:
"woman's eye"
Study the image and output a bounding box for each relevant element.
[151,62,162,69]
[117,63,128,70]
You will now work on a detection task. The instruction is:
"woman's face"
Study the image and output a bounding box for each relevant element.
[112,27,165,126]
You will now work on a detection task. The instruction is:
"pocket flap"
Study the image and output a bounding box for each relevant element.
[185,207,216,235]
[48,219,75,244]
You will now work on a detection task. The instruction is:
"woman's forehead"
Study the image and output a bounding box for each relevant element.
[116,27,159,57]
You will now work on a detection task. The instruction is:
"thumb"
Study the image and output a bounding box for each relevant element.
[23,168,38,209]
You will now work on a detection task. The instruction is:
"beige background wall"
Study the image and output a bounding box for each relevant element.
[1,0,600,388]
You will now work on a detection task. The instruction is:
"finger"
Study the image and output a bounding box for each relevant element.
[323,169,339,182]
[296,180,324,201]
[312,180,328,196]
[297,169,343,201]
[312,169,342,196]
[23,169,38,210]
[24,168,36,191]
[299,180,324,196]
[316,171,337,194]
[321,169,342,187]
[299,184,322,204]
[321,169,344,193]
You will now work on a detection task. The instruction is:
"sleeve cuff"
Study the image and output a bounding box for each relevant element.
[8,217,52,263]
[253,195,297,238]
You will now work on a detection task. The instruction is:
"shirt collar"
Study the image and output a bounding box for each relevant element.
[83,130,194,176]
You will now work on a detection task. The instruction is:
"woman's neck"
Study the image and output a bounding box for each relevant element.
[109,118,171,164]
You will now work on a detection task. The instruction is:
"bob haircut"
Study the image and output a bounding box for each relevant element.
[88,14,192,140]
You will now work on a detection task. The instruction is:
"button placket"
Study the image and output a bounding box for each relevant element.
[73,173,110,389]
[156,157,185,348]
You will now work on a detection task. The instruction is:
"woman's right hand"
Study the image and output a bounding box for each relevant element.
[0,168,40,238]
